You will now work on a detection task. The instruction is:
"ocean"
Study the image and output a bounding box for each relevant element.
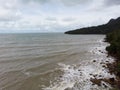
[0,33,114,90]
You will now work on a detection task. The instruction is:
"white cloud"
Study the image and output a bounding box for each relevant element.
[0,0,120,32]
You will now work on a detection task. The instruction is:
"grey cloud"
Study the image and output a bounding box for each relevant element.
[62,17,76,22]
[45,17,57,21]
[0,13,21,22]
[20,0,50,4]
[60,0,92,6]
[21,0,92,6]
[105,0,120,6]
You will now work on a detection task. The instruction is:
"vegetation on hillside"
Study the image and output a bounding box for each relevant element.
[106,30,120,58]
[65,17,120,34]
[106,29,120,89]
[64,16,120,89]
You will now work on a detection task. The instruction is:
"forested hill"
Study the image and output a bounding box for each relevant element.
[65,17,120,34]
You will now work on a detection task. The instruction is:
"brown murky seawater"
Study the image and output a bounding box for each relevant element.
[0,33,114,90]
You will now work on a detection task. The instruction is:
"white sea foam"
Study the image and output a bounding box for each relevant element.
[44,38,115,90]
[44,63,81,90]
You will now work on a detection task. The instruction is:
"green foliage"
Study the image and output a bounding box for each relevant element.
[106,29,120,79]
[116,63,120,72]
[106,30,120,58]
[65,17,120,34]
[116,62,120,78]
[110,88,119,90]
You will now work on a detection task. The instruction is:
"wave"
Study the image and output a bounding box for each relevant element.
[43,39,115,90]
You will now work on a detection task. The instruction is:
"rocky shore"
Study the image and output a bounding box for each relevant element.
[90,38,120,90]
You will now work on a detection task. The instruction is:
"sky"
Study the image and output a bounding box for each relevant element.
[0,0,120,33]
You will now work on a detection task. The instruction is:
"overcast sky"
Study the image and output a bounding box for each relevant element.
[0,0,120,33]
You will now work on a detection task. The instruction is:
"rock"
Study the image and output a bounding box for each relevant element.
[90,74,93,76]
[93,74,98,78]
[102,65,107,68]
[90,78,102,86]
[109,78,115,82]
[59,76,62,78]
[106,61,109,63]
[93,60,96,62]
[100,62,105,64]
[99,75,102,77]
[101,52,104,53]
[102,83,108,88]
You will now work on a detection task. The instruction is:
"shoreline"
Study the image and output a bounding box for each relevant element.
[90,38,120,90]
[89,39,114,87]
[43,35,118,90]
[44,36,114,90]
[105,45,120,89]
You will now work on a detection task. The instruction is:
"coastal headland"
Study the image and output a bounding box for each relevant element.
[65,17,120,89]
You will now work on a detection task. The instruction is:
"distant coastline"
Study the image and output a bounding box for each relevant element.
[64,17,120,89]
[65,17,120,34]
